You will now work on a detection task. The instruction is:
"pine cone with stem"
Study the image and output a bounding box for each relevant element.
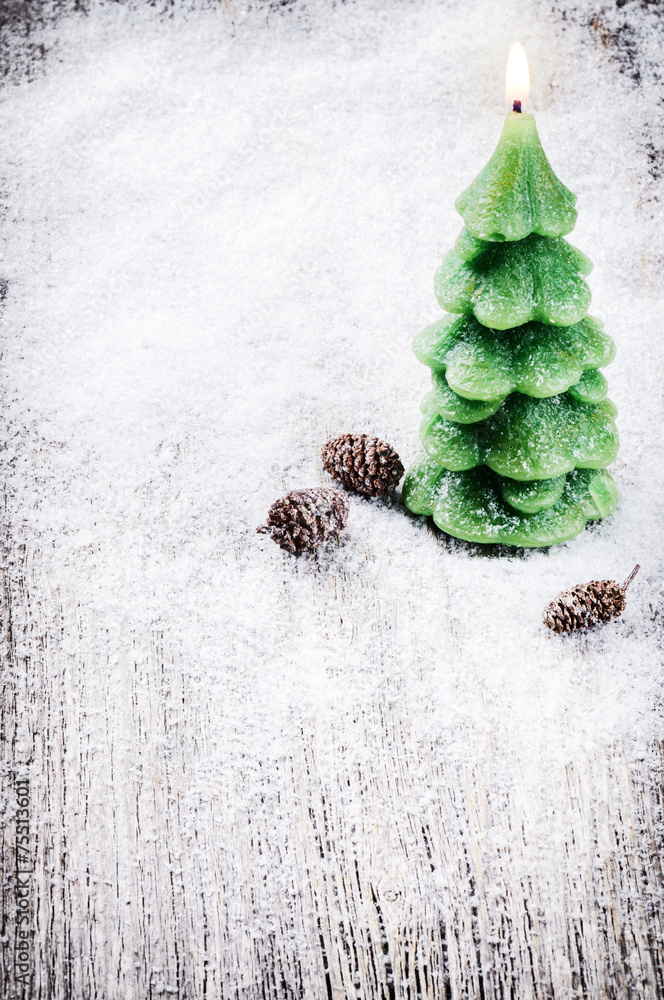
[257,488,348,555]
[321,433,404,496]
[543,564,640,634]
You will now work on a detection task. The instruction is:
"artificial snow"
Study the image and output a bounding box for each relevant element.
[0,0,663,994]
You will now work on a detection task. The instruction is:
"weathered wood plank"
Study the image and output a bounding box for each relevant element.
[1,2,663,999]
[2,531,663,998]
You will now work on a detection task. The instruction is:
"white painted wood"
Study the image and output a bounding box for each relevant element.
[2,532,663,998]
[1,3,663,998]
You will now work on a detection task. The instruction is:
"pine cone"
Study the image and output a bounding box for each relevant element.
[321,433,404,496]
[543,565,640,634]
[257,488,348,554]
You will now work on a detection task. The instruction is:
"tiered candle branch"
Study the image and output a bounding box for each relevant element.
[403,109,619,546]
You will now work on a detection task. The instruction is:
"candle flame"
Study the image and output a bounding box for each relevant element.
[505,41,530,108]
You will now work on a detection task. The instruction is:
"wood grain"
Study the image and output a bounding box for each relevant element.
[2,525,663,999]
[0,2,663,998]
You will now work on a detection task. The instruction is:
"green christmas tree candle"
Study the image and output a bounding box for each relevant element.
[403,44,619,547]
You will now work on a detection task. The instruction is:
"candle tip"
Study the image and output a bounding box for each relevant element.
[513,99,522,113]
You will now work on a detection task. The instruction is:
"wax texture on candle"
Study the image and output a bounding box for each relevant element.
[404,111,619,547]
[435,232,593,329]
[413,315,615,402]
[455,112,578,242]
[420,392,619,478]
[402,461,619,547]
[425,363,609,424]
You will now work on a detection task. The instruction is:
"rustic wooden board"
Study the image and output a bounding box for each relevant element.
[1,3,663,999]
[2,532,664,999]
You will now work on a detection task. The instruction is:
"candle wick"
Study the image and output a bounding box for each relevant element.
[513,99,522,113]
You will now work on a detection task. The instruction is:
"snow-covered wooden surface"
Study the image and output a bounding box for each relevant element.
[1,2,663,998]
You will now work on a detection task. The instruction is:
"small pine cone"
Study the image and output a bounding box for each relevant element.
[543,565,640,634]
[321,433,404,496]
[257,488,348,555]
